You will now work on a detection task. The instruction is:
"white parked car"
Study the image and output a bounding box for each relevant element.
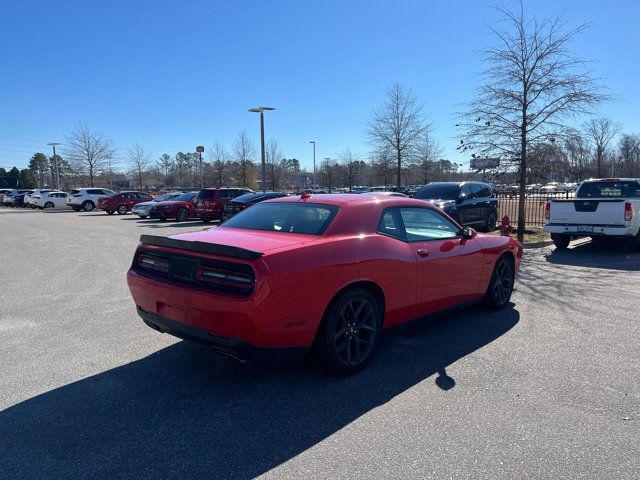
[131,191,184,218]
[25,189,57,208]
[544,178,640,250]
[540,182,567,194]
[33,191,69,209]
[67,188,115,211]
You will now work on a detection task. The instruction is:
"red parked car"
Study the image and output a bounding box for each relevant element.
[194,187,252,222]
[127,194,522,374]
[148,191,198,222]
[98,191,154,215]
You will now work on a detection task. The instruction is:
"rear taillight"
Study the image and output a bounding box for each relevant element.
[544,202,550,221]
[624,202,633,222]
[137,254,170,273]
[196,266,254,290]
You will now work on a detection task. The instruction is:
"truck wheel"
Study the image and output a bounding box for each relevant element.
[551,233,571,250]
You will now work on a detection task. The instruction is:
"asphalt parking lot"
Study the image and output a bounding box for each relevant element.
[1,207,639,480]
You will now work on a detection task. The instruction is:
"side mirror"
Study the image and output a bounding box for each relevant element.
[456,195,465,204]
[461,226,476,240]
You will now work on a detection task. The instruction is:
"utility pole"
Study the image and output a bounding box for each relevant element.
[309,141,316,189]
[47,142,61,189]
[249,106,276,193]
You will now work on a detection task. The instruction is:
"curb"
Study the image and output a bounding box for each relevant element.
[522,240,554,249]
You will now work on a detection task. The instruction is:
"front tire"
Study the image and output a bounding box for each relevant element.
[551,233,571,250]
[117,204,128,215]
[483,255,514,310]
[82,201,95,212]
[317,288,381,375]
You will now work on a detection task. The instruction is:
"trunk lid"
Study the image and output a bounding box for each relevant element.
[549,199,626,225]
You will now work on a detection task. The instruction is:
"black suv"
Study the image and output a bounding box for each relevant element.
[413,181,498,231]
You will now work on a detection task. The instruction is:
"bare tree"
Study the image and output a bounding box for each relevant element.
[583,117,621,177]
[318,158,340,191]
[459,2,610,240]
[156,153,174,188]
[412,130,443,185]
[618,133,640,177]
[128,143,151,189]
[265,139,292,191]
[207,141,229,187]
[563,131,591,180]
[370,148,394,188]
[340,149,364,191]
[233,131,256,189]
[368,83,431,189]
[65,121,115,187]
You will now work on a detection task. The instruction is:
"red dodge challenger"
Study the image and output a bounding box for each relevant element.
[127,193,522,374]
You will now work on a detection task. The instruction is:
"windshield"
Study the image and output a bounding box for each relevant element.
[577,181,640,198]
[413,184,461,200]
[153,192,182,202]
[221,203,339,235]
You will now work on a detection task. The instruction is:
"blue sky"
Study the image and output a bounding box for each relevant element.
[1,0,638,171]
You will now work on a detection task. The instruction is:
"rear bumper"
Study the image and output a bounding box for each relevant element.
[137,307,306,362]
[544,223,633,237]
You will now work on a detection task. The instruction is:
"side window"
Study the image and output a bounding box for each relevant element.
[470,184,483,198]
[87,189,101,195]
[220,190,233,200]
[460,185,472,200]
[377,209,403,240]
[399,208,460,242]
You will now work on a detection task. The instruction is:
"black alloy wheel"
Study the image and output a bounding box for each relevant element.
[484,211,497,232]
[319,288,381,375]
[483,256,514,309]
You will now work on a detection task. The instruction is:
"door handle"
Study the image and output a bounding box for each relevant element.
[416,248,429,257]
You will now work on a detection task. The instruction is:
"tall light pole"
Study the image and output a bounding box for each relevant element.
[309,141,316,189]
[249,106,275,192]
[196,146,205,188]
[324,157,331,191]
[47,142,61,190]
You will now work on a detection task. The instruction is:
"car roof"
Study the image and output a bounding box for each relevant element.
[264,193,430,207]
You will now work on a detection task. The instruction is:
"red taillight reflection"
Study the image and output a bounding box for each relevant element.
[624,202,633,222]
[137,254,170,273]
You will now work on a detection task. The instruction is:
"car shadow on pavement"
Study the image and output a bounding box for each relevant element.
[0,306,519,480]
[545,241,640,271]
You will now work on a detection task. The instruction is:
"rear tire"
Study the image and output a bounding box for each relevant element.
[483,211,497,232]
[176,207,189,222]
[44,202,54,209]
[82,201,94,212]
[551,233,571,250]
[483,255,514,310]
[317,288,381,375]
[138,215,147,219]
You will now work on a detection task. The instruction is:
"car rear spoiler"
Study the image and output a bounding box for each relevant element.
[139,234,263,260]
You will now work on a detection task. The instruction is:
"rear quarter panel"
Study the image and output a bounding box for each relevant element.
[262,234,418,332]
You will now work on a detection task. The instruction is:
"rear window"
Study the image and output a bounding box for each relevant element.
[221,203,339,235]
[576,181,640,198]
[153,192,181,202]
[196,190,216,199]
[69,190,80,195]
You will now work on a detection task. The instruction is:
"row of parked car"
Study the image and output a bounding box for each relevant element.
[1,181,503,231]
[0,187,292,223]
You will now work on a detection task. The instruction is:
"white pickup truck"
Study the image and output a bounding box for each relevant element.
[543,178,640,250]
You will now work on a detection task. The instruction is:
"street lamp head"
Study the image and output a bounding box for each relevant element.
[249,106,276,113]
[309,140,315,145]
[47,142,60,146]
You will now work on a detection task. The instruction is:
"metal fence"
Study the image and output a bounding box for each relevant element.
[496,191,573,226]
